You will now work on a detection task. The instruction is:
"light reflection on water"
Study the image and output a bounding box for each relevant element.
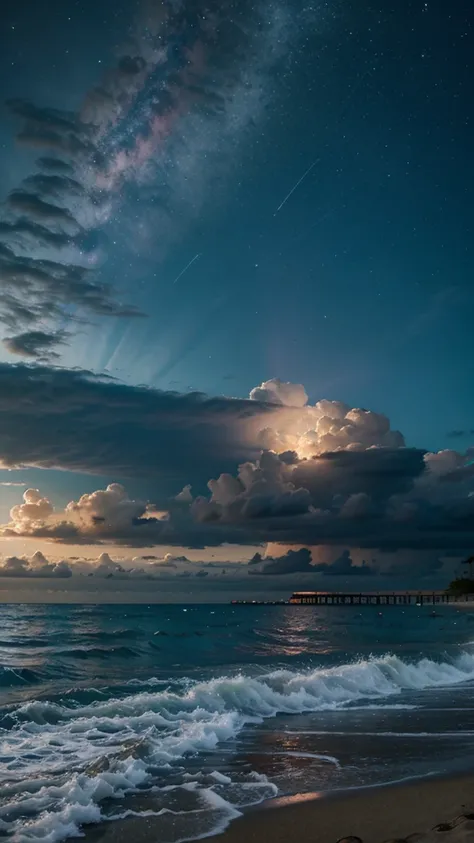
[0,602,473,699]
[1,603,474,840]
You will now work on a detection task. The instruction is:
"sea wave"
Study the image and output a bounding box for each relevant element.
[57,645,140,660]
[2,650,474,842]
[0,666,41,688]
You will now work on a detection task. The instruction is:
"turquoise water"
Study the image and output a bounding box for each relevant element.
[2,603,474,842]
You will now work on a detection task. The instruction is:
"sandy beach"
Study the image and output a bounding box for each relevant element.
[84,772,474,843]
[5,604,474,841]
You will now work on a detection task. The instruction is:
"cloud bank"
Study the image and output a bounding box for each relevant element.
[0,546,459,584]
[0,551,72,578]
[0,372,473,554]
[0,550,236,581]
[0,363,271,485]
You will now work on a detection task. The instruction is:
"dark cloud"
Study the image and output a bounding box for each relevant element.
[8,191,80,230]
[7,99,85,135]
[0,245,142,335]
[447,430,474,439]
[0,363,272,486]
[117,55,147,75]
[0,219,75,251]
[383,553,444,578]
[191,447,426,537]
[8,99,95,159]
[258,514,474,551]
[440,462,474,484]
[16,127,93,158]
[1,368,473,553]
[183,439,474,551]
[313,549,376,576]
[0,294,62,331]
[199,507,474,552]
[36,157,76,175]
[292,448,426,508]
[0,90,139,350]
[23,174,85,200]
[3,330,68,359]
[248,547,313,575]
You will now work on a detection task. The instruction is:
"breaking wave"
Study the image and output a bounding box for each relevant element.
[2,650,474,842]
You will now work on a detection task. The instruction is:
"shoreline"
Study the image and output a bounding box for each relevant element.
[84,770,474,843]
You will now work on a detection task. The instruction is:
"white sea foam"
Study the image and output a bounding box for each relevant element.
[107,786,244,843]
[2,651,474,842]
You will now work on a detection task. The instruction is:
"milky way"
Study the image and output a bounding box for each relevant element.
[0,0,312,359]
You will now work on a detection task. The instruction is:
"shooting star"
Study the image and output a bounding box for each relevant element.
[172,253,201,285]
[274,160,319,215]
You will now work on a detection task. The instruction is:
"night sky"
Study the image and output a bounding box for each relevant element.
[0,0,472,597]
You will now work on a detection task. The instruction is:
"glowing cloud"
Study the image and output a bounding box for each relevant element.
[250,378,404,459]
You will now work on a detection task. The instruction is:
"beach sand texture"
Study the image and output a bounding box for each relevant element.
[85,774,474,843]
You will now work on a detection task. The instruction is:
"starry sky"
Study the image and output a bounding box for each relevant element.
[0,0,472,599]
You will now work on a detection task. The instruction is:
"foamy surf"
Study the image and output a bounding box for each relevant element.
[2,650,474,842]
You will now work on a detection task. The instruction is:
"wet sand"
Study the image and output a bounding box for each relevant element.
[84,772,474,843]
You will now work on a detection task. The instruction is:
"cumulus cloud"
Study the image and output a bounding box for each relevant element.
[313,549,376,576]
[0,549,241,581]
[0,551,72,578]
[246,545,377,577]
[339,493,373,518]
[251,381,405,459]
[65,483,157,530]
[1,483,170,545]
[0,544,461,584]
[181,380,474,551]
[191,449,312,525]
[175,485,193,503]
[0,373,473,554]
[182,450,474,550]
[10,488,54,527]
[248,547,313,575]
[0,550,141,579]
[250,378,309,407]
[189,446,426,537]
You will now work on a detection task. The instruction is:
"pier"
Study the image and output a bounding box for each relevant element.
[289,590,473,605]
[231,591,474,606]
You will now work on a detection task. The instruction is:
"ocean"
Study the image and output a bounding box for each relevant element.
[2,602,474,842]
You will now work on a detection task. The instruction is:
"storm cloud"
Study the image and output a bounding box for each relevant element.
[0,363,273,485]
[248,547,313,575]
[312,549,376,576]
[0,371,473,552]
